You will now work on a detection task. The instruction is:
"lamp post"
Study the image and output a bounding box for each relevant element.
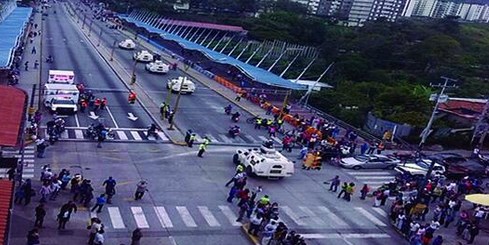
[110,40,116,61]
[168,78,184,130]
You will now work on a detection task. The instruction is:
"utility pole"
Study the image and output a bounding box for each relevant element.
[472,98,489,148]
[110,40,117,61]
[416,76,457,202]
[97,26,103,46]
[168,79,184,130]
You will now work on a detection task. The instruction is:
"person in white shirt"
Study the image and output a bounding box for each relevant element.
[94,229,104,245]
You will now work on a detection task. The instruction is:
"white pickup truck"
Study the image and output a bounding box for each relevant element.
[145,60,169,74]
[233,144,295,178]
[133,50,153,62]
[167,76,196,94]
[44,84,79,114]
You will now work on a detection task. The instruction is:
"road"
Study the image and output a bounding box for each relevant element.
[53,1,283,145]
[9,2,408,245]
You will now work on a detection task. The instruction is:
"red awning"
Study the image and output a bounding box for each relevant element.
[0,85,27,147]
[0,180,13,244]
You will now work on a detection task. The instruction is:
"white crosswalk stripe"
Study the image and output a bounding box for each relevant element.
[299,206,325,226]
[282,206,307,226]
[217,134,232,143]
[346,171,396,189]
[108,207,126,229]
[218,205,241,226]
[198,206,220,227]
[75,129,84,139]
[154,206,173,228]
[130,131,143,141]
[117,130,128,140]
[176,206,197,227]
[316,206,348,227]
[1,147,36,179]
[354,207,387,227]
[131,207,149,228]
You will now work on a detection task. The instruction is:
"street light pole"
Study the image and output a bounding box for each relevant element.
[88,18,93,36]
[168,79,183,130]
[97,27,103,46]
[81,14,86,29]
[130,59,137,85]
[110,40,116,61]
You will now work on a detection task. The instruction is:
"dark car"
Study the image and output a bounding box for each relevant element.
[444,160,487,179]
[427,153,467,165]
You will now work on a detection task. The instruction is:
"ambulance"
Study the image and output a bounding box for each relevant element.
[47,70,75,84]
[44,84,80,114]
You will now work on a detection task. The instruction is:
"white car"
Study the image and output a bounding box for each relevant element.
[167,77,195,94]
[133,50,153,62]
[340,154,401,170]
[394,159,446,177]
[145,60,170,74]
[233,144,294,178]
[118,39,136,50]
[46,98,78,114]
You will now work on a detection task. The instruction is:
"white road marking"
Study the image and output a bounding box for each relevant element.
[204,134,218,143]
[23,159,34,163]
[130,131,143,140]
[217,134,232,143]
[316,206,348,226]
[157,131,169,141]
[346,171,391,175]
[108,207,126,229]
[354,207,387,227]
[21,169,34,173]
[90,212,98,218]
[176,206,197,227]
[355,176,395,180]
[372,207,388,217]
[61,130,69,139]
[131,207,149,228]
[258,136,268,142]
[23,150,35,154]
[74,113,80,127]
[299,206,325,226]
[15,155,34,158]
[25,146,35,150]
[300,233,390,239]
[75,129,84,139]
[117,131,128,140]
[282,206,307,226]
[154,206,173,228]
[194,134,204,142]
[197,206,220,227]
[218,205,241,226]
[105,106,119,128]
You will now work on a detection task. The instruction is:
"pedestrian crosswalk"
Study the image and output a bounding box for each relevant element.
[345,170,396,190]
[89,204,390,232]
[52,127,281,145]
[0,146,36,179]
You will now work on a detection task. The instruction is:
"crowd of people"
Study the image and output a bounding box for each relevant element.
[225,164,307,245]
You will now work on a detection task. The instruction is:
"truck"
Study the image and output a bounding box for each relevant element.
[133,50,153,62]
[44,84,79,114]
[167,76,196,94]
[47,70,75,84]
[233,143,295,178]
[145,60,169,74]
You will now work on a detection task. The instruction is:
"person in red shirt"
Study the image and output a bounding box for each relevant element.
[94,98,101,112]
[128,91,137,104]
[100,98,107,110]
[80,99,88,113]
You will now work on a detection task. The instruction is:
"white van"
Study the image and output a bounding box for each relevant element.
[44,84,80,114]
[47,70,75,84]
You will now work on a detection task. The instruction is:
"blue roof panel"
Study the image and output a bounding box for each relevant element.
[120,16,306,90]
[0,7,32,68]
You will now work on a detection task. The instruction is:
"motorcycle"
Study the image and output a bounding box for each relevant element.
[224,106,232,115]
[231,114,240,123]
[228,127,240,138]
[85,125,97,140]
[48,130,58,145]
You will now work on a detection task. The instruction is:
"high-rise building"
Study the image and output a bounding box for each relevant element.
[404,0,489,22]
[347,0,407,25]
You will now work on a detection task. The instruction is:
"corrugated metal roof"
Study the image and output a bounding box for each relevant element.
[0,7,32,68]
[0,180,13,244]
[0,86,27,147]
[120,16,307,90]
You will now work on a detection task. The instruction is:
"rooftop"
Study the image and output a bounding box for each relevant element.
[0,6,32,68]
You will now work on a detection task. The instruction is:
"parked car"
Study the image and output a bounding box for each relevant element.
[340,154,401,170]
[444,160,487,179]
[427,153,467,165]
[394,159,446,178]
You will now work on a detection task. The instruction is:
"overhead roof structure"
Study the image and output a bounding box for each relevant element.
[0,6,32,68]
[119,16,307,90]
[158,19,247,33]
[0,86,27,147]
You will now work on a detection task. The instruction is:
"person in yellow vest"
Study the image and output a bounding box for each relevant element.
[197,143,207,157]
[188,133,196,148]
[255,118,262,130]
[203,137,210,146]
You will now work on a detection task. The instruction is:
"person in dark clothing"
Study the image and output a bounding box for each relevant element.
[468,224,479,244]
[34,204,46,228]
[7,167,16,181]
[102,177,116,204]
[23,179,33,206]
[337,182,348,199]
[26,228,40,245]
[131,228,143,245]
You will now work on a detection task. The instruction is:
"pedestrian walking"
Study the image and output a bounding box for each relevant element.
[337,182,348,199]
[131,228,143,245]
[34,60,39,69]
[168,110,174,124]
[247,213,263,236]
[26,228,40,245]
[31,46,36,54]
[91,194,106,213]
[97,128,107,148]
[88,217,103,245]
[25,61,29,71]
[94,98,101,112]
[39,182,51,203]
[197,142,207,157]
[360,184,369,200]
[7,167,16,181]
[344,182,355,201]
[100,97,107,110]
[36,140,47,158]
[34,23,38,29]
[103,176,116,204]
[34,204,46,228]
[184,129,192,145]
[57,208,70,229]
[134,180,148,200]
[326,176,340,192]
[188,133,196,147]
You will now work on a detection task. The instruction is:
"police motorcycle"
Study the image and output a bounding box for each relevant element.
[85,123,98,140]
[231,111,240,122]
[228,125,240,138]
[224,104,232,115]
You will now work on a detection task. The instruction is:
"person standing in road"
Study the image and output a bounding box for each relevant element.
[57,207,70,229]
[337,182,348,199]
[34,60,39,69]
[360,184,369,200]
[31,46,36,54]
[327,176,340,192]
[91,194,106,213]
[103,177,116,204]
[197,142,207,157]
[97,129,107,148]
[93,229,105,245]
[344,182,355,202]
[100,98,107,110]
[188,133,196,147]
[88,217,103,245]
[135,181,148,200]
[24,61,29,71]
[34,204,46,228]
[131,228,143,245]
[184,129,192,145]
